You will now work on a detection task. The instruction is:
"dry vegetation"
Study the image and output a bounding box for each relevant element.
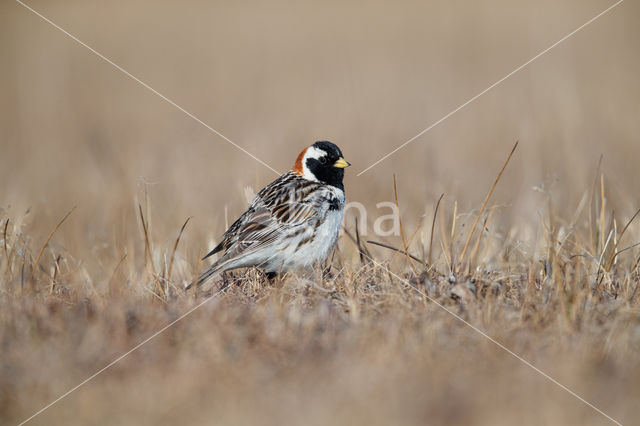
[2,0,640,425]
[2,152,640,425]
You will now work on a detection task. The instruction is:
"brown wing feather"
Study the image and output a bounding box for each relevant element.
[202,172,321,263]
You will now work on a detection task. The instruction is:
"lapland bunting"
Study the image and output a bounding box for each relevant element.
[190,141,350,288]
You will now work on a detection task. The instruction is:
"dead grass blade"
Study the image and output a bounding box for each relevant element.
[138,203,164,299]
[168,216,192,282]
[588,155,602,253]
[50,254,62,295]
[3,218,9,271]
[439,203,452,274]
[615,242,640,256]
[594,229,614,293]
[458,141,518,273]
[367,240,425,265]
[605,206,640,270]
[449,201,459,267]
[558,190,589,256]
[404,222,426,261]
[393,174,417,273]
[29,206,75,283]
[600,174,606,252]
[355,217,365,264]
[468,208,495,273]
[450,200,458,243]
[342,222,372,263]
[428,193,445,267]
[366,216,427,268]
[108,252,128,290]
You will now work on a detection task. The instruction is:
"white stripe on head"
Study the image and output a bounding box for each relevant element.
[301,145,326,181]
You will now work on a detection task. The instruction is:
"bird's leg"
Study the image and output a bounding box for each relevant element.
[321,263,334,281]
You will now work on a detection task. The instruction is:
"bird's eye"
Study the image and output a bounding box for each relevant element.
[319,157,328,165]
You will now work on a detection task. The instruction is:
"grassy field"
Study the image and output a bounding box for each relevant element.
[2,0,640,424]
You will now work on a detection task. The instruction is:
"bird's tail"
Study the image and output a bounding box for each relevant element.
[185,263,222,290]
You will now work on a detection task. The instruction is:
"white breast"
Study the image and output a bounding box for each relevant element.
[267,186,345,272]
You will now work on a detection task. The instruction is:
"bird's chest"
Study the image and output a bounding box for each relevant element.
[306,191,345,253]
[314,187,344,227]
[284,190,344,267]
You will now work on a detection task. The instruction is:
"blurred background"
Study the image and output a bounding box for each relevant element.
[1,1,640,424]
[1,0,639,258]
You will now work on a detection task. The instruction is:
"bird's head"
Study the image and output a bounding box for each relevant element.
[292,141,350,188]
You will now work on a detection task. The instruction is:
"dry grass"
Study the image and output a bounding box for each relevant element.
[2,0,640,424]
[2,159,639,425]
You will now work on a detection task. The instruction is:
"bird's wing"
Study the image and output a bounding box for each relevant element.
[206,173,323,264]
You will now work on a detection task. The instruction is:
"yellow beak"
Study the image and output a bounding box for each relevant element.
[333,157,351,168]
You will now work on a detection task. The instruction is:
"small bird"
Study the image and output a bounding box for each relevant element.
[190,141,350,288]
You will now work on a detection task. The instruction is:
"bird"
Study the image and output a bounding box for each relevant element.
[188,141,350,289]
